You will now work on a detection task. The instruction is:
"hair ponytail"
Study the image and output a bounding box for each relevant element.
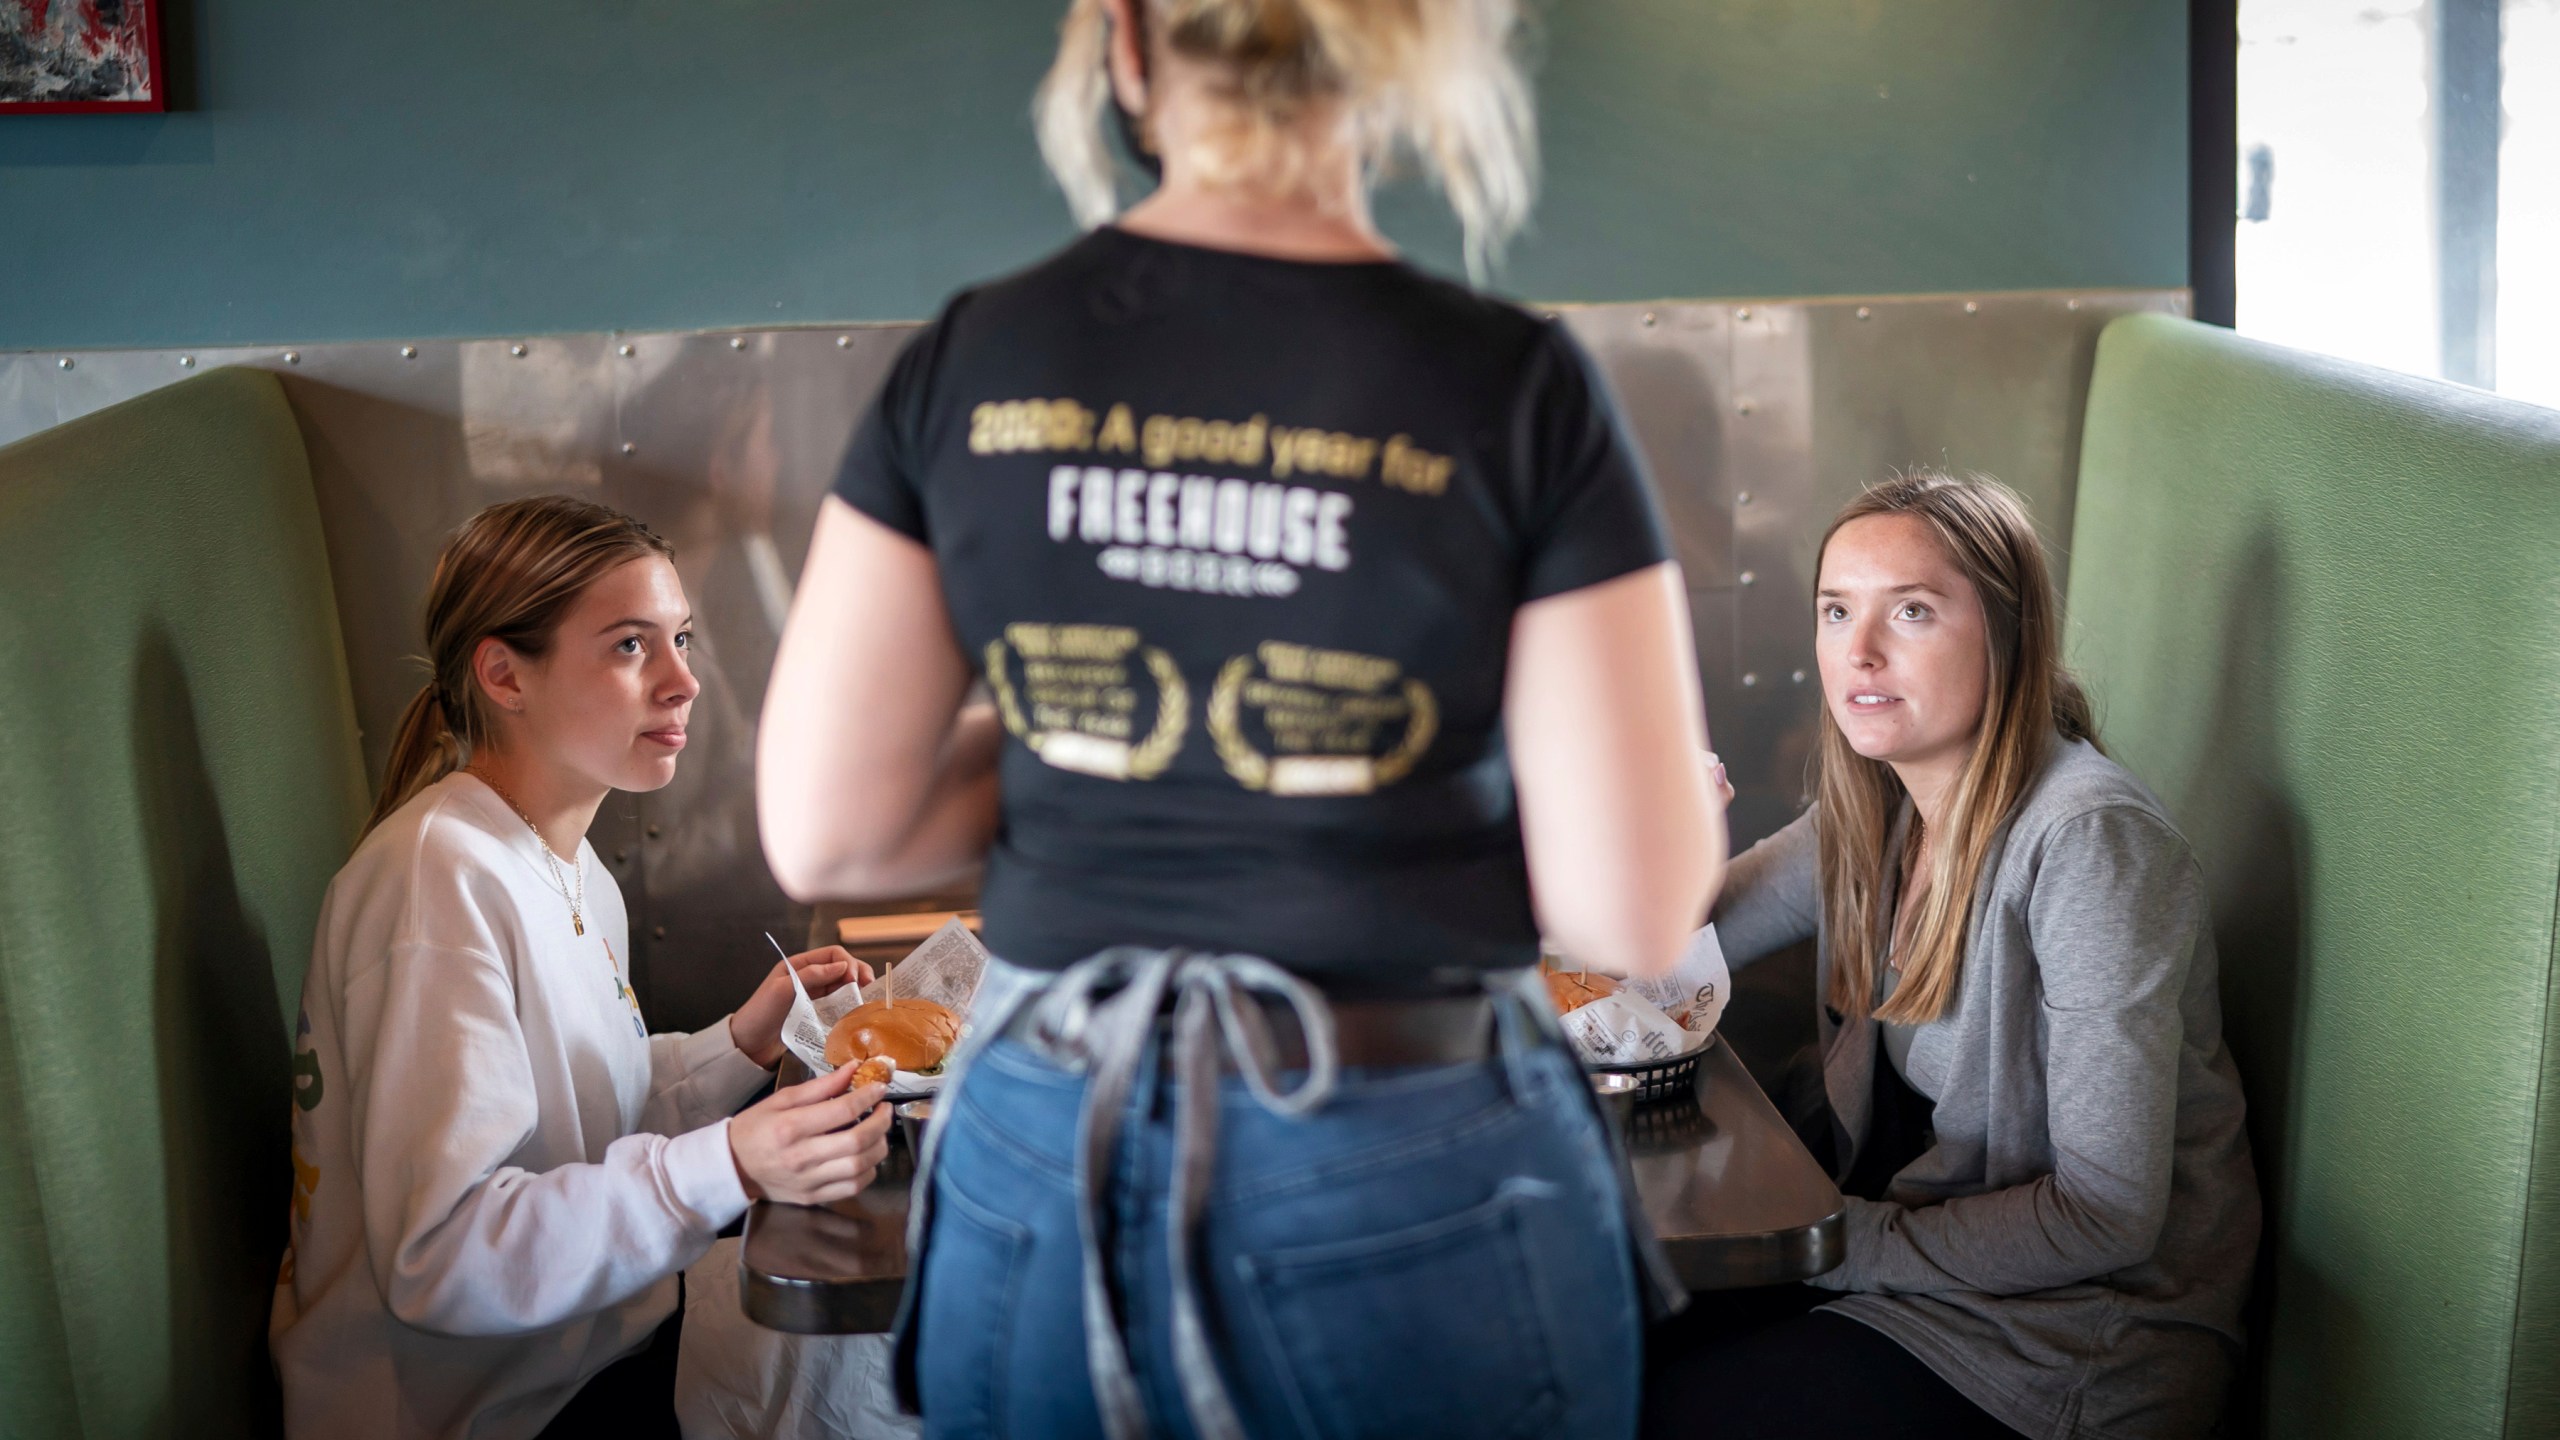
[362,496,674,836]
[368,683,470,834]
[1036,0,1537,278]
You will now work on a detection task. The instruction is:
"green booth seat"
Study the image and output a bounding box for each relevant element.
[0,369,368,1439]
[2065,315,2560,1438]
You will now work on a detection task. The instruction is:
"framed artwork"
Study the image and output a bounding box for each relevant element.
[2,0,165,114]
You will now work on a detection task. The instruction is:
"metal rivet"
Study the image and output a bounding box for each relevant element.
[653,924,668,940]
[1737,490,1753,506]
[618,343,636,357]
[1792,669,1808,684]
[728,337,747,351]
[1735,307,1753,321]
[1855,306,1873,321]
[1641,311,1658,328]
[1963,301,1980,315]
[510,343,528,358]
[1737,400,1756,416]
[647,823,662,838]
[1740,570,1757,586]
[282,351,301,365]
[399,345,418,359]
[56,357,72,370]
[1742,672,1760,688]
[178,355,196,368]
[614,848,629,864]
[835,335,852,348]
[620,441,637,456]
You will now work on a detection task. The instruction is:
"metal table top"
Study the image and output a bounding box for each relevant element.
[740,1035,1844,1334]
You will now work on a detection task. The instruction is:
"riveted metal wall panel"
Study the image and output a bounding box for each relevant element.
[0,353,50,443]
[1,289,2183,1029]
[601,325,908,1022]
[1558,302,1737,589]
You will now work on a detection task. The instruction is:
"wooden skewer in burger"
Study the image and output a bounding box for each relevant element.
[825,958,961,1077]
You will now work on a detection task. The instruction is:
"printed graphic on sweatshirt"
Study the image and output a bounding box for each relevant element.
[973,396,1456,600]
[283,1009,321,1288]
[293,1007,325,1112]
[986,622,1190,781]
[1207,641,1437,796]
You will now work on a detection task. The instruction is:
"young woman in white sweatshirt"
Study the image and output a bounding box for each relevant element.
[271,496,897,1440]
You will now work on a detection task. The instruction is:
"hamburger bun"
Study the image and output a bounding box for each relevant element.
[1544,969,1619,1016]
[825,998,960,1072]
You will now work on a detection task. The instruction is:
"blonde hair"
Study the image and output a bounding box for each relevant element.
[1814,471,2101,1026]
[366,496,674,834]
[1035,0,1536,277]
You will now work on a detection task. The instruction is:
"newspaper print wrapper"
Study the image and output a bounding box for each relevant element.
[1622,923,1732,1037]
[1561,994,1708,1065]
[777,918,992,1095]
[1558,925,1730,1066]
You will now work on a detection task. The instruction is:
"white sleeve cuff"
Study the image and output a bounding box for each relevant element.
[662,1118,752,1230]
[683,1016,779,1105]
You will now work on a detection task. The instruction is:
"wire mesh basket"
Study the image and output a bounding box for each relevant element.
[1587,1040,1707,1107]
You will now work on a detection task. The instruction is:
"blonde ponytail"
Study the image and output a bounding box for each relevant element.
[1035,0,1537,278]
[368,682,471,834]
[362,496,674,836]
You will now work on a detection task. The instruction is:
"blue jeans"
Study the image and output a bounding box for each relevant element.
[912,1021,1642,1438]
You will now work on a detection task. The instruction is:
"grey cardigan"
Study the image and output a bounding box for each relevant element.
[1713,739,2259,1440]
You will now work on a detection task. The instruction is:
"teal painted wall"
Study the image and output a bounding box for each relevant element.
[0,1,2185,350]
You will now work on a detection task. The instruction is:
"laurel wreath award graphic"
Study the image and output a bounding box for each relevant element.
[1207,652,1437,794]
[985,634,1188,781]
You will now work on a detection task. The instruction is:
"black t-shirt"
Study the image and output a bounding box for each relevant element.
[833,228,1668,992]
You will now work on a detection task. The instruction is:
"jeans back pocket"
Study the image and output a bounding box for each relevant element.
[916,1175,1033,1438]
[1234,1185,1568,1440]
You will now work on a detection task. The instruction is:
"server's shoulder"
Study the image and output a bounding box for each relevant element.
[1376,267,1558,371]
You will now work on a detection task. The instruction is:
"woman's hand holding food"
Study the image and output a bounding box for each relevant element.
[730,944,874,1069]
[727,1062,893,1205]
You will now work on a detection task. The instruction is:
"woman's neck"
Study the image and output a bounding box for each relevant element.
[1117,145,1393,263]
[464,747,607,858]
[1891,753,1966,834]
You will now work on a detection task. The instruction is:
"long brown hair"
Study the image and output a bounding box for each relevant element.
[366,496,674,834]
[1815,470,2099,1025]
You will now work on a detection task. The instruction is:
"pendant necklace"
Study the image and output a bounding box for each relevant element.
[472,769,587,937]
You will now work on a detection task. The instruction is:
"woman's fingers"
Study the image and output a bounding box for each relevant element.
[789,945,862,997]
[763,1065,857,1121]
[773,1127,891,1204]
[778,1083,886,1143]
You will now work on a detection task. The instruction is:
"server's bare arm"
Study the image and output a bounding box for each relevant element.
[758,496,1001,901]
[1504,561,1726,979]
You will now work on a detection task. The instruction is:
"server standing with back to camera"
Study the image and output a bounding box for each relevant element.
[757,0,1727,1434]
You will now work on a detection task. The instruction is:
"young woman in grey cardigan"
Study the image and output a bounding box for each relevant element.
[1645,472,2259,1440]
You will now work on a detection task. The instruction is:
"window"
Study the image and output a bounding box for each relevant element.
[2236,0,2559,409]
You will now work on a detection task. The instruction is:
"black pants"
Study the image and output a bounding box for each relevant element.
[1641,1050,2018,1439]
[536,1282,684,1440]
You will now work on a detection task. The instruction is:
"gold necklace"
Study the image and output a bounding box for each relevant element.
[470,769,588,936]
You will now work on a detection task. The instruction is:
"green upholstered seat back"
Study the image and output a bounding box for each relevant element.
[0,369,367,1439]
[2064,315,2560,1439]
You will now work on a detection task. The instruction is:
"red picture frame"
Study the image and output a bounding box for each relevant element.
[1,0,166,114]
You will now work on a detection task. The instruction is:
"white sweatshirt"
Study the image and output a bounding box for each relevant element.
[271,772,772,1440]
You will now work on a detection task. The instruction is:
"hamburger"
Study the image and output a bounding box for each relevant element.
[825,998,961,1074]
[1544,969,1619,1016]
